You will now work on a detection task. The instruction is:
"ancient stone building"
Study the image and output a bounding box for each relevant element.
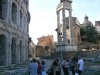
[0,0,30,66]
[58,17,81,45]
[81,15,93,27]
[29,41,36,58]
[37,35,54,48]
[95,21,100,33]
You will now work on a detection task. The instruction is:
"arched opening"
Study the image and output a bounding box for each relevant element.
[20,10,22,28]
[11,38,16,64]
[0,35,6,66]
[11,3,17,24]
[0,0,7,20]
[19,40,22,63]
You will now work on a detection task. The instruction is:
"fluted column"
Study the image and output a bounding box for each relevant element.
[62,8,68,44]
[57,11,61,45]
[69,9,75,44]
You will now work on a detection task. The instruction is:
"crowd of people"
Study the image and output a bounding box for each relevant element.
[29,56,84,75]
[29,58,46,75]
[62,56,84,75]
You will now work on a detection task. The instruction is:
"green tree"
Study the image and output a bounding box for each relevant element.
[80,27,86,41]
[80,25,99,43]
[86,25,98,43]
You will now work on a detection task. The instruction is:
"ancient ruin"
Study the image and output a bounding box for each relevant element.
[56,0,77,52]
[0,0,30,66]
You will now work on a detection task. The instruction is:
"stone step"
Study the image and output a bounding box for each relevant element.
[51,51,78,59]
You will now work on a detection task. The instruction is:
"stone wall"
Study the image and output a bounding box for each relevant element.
[0,0,30,66]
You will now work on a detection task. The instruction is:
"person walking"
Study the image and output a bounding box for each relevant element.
[77,56,84,75]
[62,58,66,75]
[70,57,76,75]
[41,61,46,75]
[29,58,38,75]
[55,59,61,75]
[37,61,42,75]
[65,59,69,75]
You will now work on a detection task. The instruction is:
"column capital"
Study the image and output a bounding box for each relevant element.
[62,8,65,13]
[68,9,73,11]
[56,11,60,14]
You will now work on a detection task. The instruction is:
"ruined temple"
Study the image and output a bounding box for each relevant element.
[0,0,30,66]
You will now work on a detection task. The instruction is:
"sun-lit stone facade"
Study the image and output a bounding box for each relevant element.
[0,0,30,66]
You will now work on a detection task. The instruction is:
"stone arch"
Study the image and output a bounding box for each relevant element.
[0,34,6,66]
[20,10,22,28]
[11,3,17,24]
[0,0,7,20]
[19,40,23,63]
[11,38,17,64]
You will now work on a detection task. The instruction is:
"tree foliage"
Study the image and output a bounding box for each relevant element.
[80,25,99,43]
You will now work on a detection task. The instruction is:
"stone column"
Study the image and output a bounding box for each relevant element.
[23,40,25,62]
[57,11,61,45]
[16,39,20,64]
[6,35,11,66]
[69,9,75,44]
[17,5,20,27]
[62,8,68,44]
[8,0,12,23]
[7,33,12,66]
[16,38,20,64]
[6,0,9,22]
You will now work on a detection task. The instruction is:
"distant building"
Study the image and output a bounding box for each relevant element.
[37,35,54,47]
[60,17,81,45]
[94,21,100,50]
[95,21,100,33]
[81,15,93,27]
[29,41,36,58]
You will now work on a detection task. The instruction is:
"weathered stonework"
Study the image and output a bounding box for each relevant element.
[0,0,30,66]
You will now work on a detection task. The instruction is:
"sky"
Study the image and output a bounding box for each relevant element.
[29,0,100,44]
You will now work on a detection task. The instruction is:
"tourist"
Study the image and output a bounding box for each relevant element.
[29,58,38,75]
[70,57,76,75]
[41,61,46,75]
[65,59,69,75]
[37,61,42,75]
[62,58,66,75]
[55,59,61,75]
[77,56,84,75]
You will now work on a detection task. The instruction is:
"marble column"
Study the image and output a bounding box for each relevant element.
[57,11,61,45]
[69,9,75,44]
[62,8,68,44]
